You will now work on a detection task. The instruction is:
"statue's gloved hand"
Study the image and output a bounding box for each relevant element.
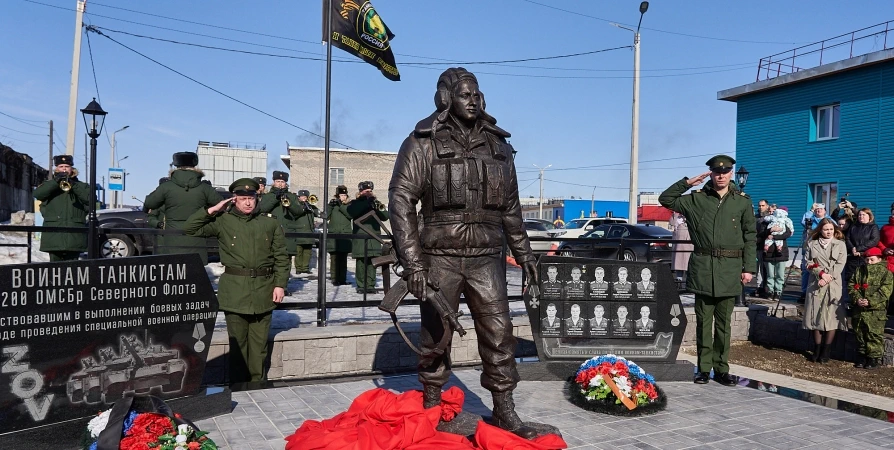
[407,270,436,300]
[522,260,540,289]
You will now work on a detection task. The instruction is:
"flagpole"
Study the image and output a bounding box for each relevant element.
[317,0,333,327]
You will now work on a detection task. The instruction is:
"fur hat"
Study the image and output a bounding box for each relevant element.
[865,247,883,257]
[336,185,348,195]
[297,189,310,197]
[158,177,169,185]
[253,176,267,185]
[272,171,288,181]
[172,152,199,167]
[358,181,374,191]
[53,154,74,166]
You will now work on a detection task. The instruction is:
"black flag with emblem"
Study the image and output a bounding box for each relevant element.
[323,0,400,81]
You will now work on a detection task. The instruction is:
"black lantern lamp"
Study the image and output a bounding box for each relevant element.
[735,166,749,190]
[80,97,107,258]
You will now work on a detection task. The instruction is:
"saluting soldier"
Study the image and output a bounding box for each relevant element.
[347,181,389,294]
[34,154,91,261]
[259,171,303,277]
[143,152,222,264]
[659,154,756,386]
[326,185,353,286]
[146,177,169,230]
[184,178,289,383]
[293,189,319,275]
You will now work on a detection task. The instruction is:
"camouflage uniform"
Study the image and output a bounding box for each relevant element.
[848,263,893,360]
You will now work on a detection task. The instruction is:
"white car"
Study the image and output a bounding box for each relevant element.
[560,217,628,239]
[523,219,564,252]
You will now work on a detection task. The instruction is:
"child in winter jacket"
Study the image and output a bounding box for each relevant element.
[763,208,794,252]
[848,246,893,369]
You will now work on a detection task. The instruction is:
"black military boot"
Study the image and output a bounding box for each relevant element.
[491,391,538,440]
[422,385,442,409]
[864,358,880,370]
[811,343,823,363]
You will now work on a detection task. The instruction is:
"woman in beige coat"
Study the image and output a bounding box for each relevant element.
[803,218,848,363]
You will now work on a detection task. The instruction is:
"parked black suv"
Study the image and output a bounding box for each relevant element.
[97,188,231,258]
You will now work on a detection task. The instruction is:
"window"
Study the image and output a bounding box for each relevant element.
[811,182,837,213]
[815,104,840,140]
[329,168,344,186]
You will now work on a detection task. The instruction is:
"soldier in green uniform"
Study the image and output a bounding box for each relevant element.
[326,185,352,286]
[293,189,320,275]
[659,154,756,386]
[347,181,389,294]
[143,152,222,264]
[848,246,893,369]
[258,171,303,277]
[184,178,289,383]
[146,177,169,230]
[253,176,267,203]
[34,155,91,261]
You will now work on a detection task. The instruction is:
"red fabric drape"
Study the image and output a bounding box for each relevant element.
[284,387,566,450]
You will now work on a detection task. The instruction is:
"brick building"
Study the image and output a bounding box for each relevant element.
[282,146,397,203]
[0,144,48,222]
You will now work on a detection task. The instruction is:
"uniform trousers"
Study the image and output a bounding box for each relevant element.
[224,311,272,382]
[329,253,348,284]
[49,251,81,261]
[294,245,313,272]
[694,294,736,374]
[354,257,377,290]
[853,309,887,358]
[418,253,519,393]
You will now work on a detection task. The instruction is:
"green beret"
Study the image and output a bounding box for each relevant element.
[706,154,736,173]
[229,177,259,195]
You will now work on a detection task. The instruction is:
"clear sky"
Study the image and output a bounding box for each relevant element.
[2,0,892,203]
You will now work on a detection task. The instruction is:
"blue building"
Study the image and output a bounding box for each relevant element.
[562,199,629,222]
[719,42,894,246]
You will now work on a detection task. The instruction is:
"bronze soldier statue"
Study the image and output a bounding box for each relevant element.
[388,67,544,438]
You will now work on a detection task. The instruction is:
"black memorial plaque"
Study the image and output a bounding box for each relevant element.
[525,255,687,362]
[0,254,218,434]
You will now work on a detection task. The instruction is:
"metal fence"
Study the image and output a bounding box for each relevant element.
[0,225,694,322]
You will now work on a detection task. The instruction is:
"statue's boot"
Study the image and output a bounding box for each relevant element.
[491,391,539,440]
[423,384,442,409]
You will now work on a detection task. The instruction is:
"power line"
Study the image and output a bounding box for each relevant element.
[402,46,632,65]
[519,0,805,45]
[87,0,320,45]
[0,135,46,146]
[517,153,718,173]
[0,110,45,128]
[86,26,356,150]
[544,178,667,191]
[53,129,67,150]
[85,26,102,103]
[0,123,47,136]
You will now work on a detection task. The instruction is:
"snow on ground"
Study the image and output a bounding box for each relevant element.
[0,229,49,264]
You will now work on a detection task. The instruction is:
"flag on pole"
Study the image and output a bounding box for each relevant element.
[323,0,400,81]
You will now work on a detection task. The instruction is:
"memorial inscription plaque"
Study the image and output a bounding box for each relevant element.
[525,256,687,363]
[0,254,218,434]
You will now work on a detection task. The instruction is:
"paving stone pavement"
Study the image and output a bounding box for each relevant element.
[194,368,894,450]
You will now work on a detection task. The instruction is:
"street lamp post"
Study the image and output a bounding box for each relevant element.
[110,125,129,208]
[614,1,649,224]
[735,165,750,307]
[81,98,107,259]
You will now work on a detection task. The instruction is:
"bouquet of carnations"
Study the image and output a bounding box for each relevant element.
[567,354,667,416]
[81,396,218,450]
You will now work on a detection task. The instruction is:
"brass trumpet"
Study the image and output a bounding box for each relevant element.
[373,199,386,212]
[308,194,319,205]
[59,179,72,192]
[281,196,291,207]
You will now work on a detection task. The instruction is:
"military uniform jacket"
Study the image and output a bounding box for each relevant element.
[147,206,165,229]
[184,207,289,314]
[326,201,353,253]
[258,188,312,253]
[388,112,534,276]
[659,179,757,297]
[347,197,389,257]
[143,169,222,257]
[848,263,893,311]
[33,170,90,252]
